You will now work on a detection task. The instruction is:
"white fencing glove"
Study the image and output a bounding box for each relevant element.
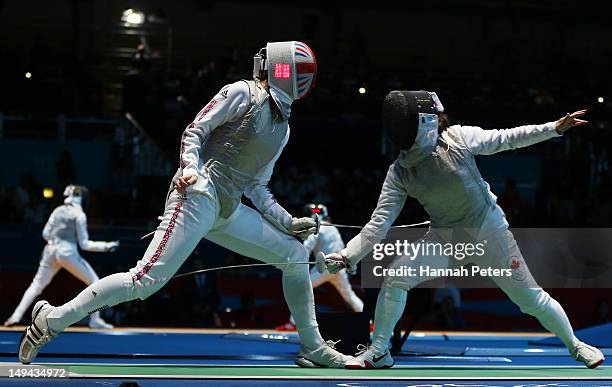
[316,251,357,275]
[288,217,318,240]
[106,241,120,252]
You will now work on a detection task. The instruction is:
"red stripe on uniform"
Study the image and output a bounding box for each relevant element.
[196,99,218,121]
[132,197,185,282]
[179,125,193,169]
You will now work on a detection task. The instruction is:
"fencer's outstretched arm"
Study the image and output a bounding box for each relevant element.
[179,81,251,178]
[451,110,587,156]
[75,212,118,252]
[244,130,293,232]
[343,163,409,265]
[456,122,561,155]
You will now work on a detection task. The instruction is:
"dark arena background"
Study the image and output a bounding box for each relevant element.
[0,0,611,385]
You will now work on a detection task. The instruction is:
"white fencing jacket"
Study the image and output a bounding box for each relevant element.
[178,80,293,227]
[42,203,113,252]
[345,122,561,264]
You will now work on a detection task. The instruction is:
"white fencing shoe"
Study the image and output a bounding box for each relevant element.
[88,316,114,329]
[18,301,57,364]
[345,344,395,369]
[572,341,605,369]
[295,340,351,368]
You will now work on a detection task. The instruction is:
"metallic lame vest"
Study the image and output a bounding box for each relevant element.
[202,80,288,218]
[403,127,495,229]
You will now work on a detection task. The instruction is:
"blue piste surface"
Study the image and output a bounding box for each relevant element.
[1,329,611,387]
[531,322,612,348]
[1,329,610,367]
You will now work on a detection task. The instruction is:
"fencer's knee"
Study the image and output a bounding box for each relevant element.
[132,277,166,301]
[512,288,551,317]
[133,286,157,301]
[382,274,414,292]
[279,243,309,277]
[112,272,140,303]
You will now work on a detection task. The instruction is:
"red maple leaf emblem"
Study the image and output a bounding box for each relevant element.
[511,259,520,270]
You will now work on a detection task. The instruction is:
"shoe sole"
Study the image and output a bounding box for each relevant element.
[295,356,348,369]
[295,356,324,368]
[19,301,49,365]
[589,358,605,369]
[18,330,30,365]
[345,360,395,370]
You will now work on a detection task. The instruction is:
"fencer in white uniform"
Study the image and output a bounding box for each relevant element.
[321,91,603,369]
[4,185,118,329]
[278,204,364,330]
[19,41,350,368]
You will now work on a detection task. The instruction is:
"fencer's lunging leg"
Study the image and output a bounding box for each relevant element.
[282,262,323,348]
[489,231,579,351]
[492,230,603,368]
[205,204,324,349]
[502,287,578,350]
[46,272,133,332]
[47,192,217,333]
[57,253,109,324]
[371,287,407,354]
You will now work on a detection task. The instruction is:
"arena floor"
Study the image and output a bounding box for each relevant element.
[0,327,610,386]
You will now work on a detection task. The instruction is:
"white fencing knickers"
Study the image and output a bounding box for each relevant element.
[7,242,101,324]
[47,183,324,349]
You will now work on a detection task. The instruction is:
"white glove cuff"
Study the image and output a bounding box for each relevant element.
[263,213,290,234]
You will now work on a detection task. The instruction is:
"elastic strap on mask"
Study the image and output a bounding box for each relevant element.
[253,48,267,80]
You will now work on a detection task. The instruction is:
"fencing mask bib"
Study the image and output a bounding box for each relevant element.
[382,90,444,164]
[253,41,317,119]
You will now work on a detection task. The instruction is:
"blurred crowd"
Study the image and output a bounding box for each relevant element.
[2,39,610,229]
[4,148,609,230]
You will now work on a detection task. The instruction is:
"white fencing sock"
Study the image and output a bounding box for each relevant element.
[371,287,407,354]
[531,293,579,350]
[505,288,579,351]
[282,269,324,349]
[47,272,134,333]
